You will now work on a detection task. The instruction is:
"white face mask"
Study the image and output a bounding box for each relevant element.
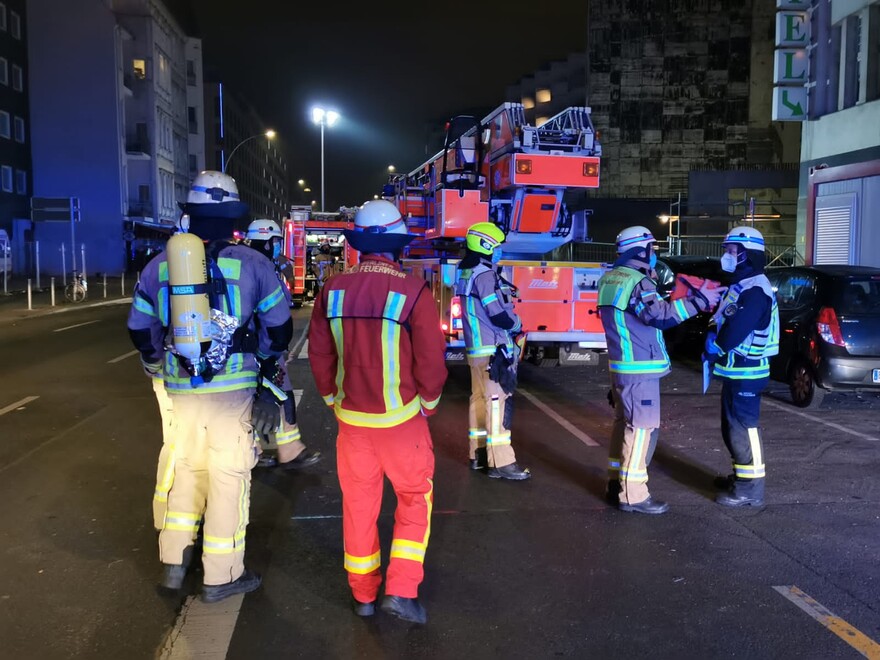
[720,252,738,273]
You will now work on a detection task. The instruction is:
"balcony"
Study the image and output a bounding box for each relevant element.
[125,140,151,160]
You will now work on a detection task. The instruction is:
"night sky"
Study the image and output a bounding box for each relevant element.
[175,0,589,211]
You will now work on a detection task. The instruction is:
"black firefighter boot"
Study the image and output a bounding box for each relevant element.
[469,447,488,471]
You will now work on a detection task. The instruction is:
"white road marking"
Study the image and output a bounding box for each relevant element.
[0,396,39,417]
[107,350,139,364]
[297,338,309,360]
[293,389,303,406]
[773,585,880,657]
[518,389,599,447]
[157,594,245,659]
[53,319,100,333]
[765,399,879,442]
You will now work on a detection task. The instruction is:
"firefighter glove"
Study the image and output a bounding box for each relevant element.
[704,331,722,357]
[251,388,282,437]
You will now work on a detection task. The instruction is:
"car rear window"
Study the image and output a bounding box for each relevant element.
[834,277,880,316]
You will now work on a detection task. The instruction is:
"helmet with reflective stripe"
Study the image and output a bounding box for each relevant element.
[723,226,765,252]
[344,199,415,253]
[465,222,505,256]
[246,219,282,240]
[186,170,241,205]
[616,225,655,253]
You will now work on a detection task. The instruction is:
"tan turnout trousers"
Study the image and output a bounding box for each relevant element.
[467,355,517,469]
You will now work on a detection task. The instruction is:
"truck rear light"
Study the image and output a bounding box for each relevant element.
[441,322,449,332]
[817,306,845,346]
[516,159,532,175]
[450,297,462,319]
[583,162,599,177]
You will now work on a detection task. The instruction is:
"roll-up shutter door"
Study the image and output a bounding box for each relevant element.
[814,193,855,264]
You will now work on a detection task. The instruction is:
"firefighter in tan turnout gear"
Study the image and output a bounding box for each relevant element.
[597,226,724,514]
[128,171,293,603]
[455,222,530,480]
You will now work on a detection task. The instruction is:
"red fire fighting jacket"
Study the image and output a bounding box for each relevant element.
[308,255,448,428]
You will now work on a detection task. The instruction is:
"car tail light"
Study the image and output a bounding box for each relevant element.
[816,306,845,346]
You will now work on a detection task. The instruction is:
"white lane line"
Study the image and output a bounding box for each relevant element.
[157,594,245,659]
[289,321,309,359]
[297,338,309,360]
[518,389,599,447]
[0,396,39,417]
[773,585,880,658]
[53,319,101,333]
[293,389,303,406]
[765,399,879,442]
[108,350,139,364]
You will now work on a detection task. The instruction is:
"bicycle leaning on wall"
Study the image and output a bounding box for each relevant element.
[64,270,88,303]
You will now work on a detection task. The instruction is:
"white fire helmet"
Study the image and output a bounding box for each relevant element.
[723,226,765,252]
[186,170,241,205]
[344,199,415,253]
[616,226,655,253]
[246,219,282,241]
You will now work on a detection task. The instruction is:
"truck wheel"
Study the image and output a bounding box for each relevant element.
[528,346,559,368]
[788,359,825,409]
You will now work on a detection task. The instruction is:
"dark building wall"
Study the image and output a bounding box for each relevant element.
[0,0,30,235]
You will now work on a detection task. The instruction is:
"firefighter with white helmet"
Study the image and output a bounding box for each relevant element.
[455,221,530,480]
[308,198,447,623]
[705,226,779,507]
[128,170,293,603]
[244,218,321,472]
[597,225,725,514]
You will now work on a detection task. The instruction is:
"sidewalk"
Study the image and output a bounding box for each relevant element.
[0,274,135,324]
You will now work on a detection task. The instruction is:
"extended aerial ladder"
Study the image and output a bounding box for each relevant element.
[387,102,608,366]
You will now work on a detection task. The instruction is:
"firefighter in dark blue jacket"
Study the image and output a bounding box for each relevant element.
[705,226,779,507]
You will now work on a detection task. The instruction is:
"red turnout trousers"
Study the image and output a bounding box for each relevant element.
[336,414,435,603]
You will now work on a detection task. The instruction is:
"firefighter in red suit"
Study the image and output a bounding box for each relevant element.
[308,199,448,625]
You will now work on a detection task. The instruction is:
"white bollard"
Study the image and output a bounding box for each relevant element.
[51,277,55,307]
[27,279,32,311]
[103,273,107,299]
[121,272,125,296]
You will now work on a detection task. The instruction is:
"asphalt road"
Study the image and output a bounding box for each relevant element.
[1,300,879,659]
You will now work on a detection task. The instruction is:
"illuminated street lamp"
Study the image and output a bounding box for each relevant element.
[388,165,396,173]
[311,106,340,212]
[223,130,276,173]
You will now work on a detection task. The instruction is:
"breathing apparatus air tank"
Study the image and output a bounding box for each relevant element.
[166,232,212,363]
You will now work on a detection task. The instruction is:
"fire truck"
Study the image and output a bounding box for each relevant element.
[386,102,608,366]
[282,205,357,307]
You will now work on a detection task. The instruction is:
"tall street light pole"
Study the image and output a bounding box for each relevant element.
[311,107,340,212]
[223,129,276,173]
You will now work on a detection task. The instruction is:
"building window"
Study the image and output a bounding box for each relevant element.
[13,116,23,142]
[0,58,7,86]
[188,154,197,176]
[186,59,196,85]
[187,106,198,134]
[1,166,12,192]
[0,112,9,139]
[536,88,552,104]
[0,4,6,31]
[133,59,146,80]
[15,169,25,195]
[9,10,18,39]
[12,64,21,92]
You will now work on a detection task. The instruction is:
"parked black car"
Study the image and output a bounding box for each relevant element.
[766,265,880,408]
[655,255,729,355]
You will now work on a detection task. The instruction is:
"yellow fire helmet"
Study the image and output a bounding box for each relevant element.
[465,222,505,256]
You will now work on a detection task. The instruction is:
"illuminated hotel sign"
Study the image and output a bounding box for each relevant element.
[772,0,810,121]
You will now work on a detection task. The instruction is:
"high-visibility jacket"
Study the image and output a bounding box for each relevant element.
[308,254,448,428]
[128,241,292,394]
[709,275,779,380]
[455,262,522,358]
[597,259,702,381]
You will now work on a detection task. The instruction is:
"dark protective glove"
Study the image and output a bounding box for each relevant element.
[488,345,517,395]
[251,388,282,437]
[704,331,722,357]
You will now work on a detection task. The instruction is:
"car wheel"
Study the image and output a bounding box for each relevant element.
[788,359,825,409]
